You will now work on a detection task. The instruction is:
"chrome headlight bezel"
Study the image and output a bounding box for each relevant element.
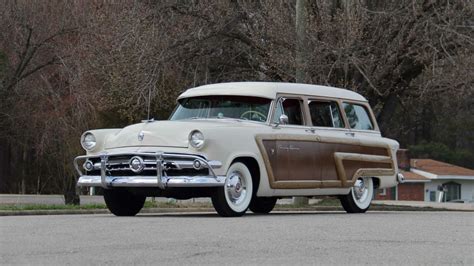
[81,132,97,151]
[188,130,205,150]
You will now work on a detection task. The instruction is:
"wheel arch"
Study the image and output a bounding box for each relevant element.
[231,156,260,194]
[372,177,380,189]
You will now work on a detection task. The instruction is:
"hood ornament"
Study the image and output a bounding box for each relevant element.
[138,131,145,141]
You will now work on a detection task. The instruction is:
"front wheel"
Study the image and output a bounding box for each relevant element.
[340,177,374,213]
[212,162,253,217]
[103,189,146,216]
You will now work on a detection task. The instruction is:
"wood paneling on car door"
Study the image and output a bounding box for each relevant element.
[330,143,360,182]
[343,160,393,183]
[262,139,319,181]
[317,143,338,181]
[287,140,318,180]
[256,134,394,189]
[262,140,287,181]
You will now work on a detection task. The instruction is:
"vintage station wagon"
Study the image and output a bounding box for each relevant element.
[74,82,404,217]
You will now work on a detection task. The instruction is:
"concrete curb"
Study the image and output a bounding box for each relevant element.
[2,195,473,216]
[373,200,474,211]
[0,209,110,216]
[0,208,219,216]
[0,207,330,216]
[2,204,471,216]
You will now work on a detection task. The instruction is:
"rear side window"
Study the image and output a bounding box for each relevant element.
[308,100,344,128]
[343,103,374,130]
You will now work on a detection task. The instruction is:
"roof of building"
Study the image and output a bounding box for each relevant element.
[410,159,474,176]
[400,170,430,181]
[178,82,367,101]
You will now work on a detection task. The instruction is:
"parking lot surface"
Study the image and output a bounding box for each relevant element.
[1,211,473,265]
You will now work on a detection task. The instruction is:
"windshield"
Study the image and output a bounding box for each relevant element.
[170,96,272,122]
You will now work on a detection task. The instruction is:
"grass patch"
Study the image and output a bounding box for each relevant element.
[144,200,212,209]
[278,198,342,208]
[314,198,341,206]
[0,203,107,211]
[275,198,343,210]
[370,204,448,212]
[0,200,212,212]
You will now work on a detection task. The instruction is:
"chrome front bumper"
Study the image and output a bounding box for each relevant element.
[74,152,225,189]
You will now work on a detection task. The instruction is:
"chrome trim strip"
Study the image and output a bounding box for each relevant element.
[90,160,222,171]
[156,152,164,189]
[100,154,107,188]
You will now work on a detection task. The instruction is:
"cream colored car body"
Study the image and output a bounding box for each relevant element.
[75,82,400,198]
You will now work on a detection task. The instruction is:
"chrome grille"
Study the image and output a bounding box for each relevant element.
[85,153,209,176]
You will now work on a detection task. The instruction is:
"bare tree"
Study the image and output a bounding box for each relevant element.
[0,0,472,198]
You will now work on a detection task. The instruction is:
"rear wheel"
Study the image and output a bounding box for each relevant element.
[249,196,277,213]
[212,162,253,217]
[249,197,277,214]
[103,189,146,216]
[340,177,374,213]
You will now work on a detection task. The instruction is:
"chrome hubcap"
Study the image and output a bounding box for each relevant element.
[353,178,368,202]
[226,172,247,205]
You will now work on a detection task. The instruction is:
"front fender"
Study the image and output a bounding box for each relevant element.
[82,129,121,155]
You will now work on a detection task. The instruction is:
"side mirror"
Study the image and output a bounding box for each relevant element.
[279,114,289,125]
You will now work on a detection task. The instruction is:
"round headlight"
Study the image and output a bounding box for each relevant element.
[81,133,96,150]
[189,130,205,149]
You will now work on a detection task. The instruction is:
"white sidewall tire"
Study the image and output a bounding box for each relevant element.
[224,162,253,213]
[351,177,374,210]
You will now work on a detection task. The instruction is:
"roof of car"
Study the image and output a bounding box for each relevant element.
[178,82,367,101]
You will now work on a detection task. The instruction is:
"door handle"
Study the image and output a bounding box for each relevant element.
[305,128,316,133]
[345,132,355,137]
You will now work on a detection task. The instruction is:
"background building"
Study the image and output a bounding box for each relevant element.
[375,150,474,202]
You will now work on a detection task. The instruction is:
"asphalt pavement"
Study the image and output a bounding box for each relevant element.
[1,211,473,265]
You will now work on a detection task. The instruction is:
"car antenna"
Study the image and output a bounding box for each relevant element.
[142,84,155,123]
[147,85,152,120]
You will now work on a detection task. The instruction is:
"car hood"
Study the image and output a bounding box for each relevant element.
[103,119,260,149]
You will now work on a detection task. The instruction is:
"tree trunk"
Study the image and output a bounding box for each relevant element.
[294,0,309,206]
[377,93,398,137]
[64,178,80,205]
[21,149,27,194]
[295,0,308,83]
